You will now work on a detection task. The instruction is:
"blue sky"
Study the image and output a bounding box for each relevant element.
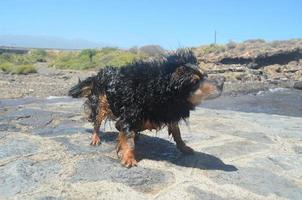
[1,0,302,49]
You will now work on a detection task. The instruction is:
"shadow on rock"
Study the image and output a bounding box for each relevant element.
[98,131,237,172]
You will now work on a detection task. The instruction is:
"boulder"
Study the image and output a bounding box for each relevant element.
[293,81,302,90]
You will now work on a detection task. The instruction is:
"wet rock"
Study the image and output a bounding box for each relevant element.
[208,167,302,200]
[0,160,61,198]
[0,123,20,133]
[72,157,175,193]
[37,196,63,200]
[34,126,87,137]
[248,155,302,175]
[0,139,39,159]
[53,133,116,155]
[266,156,299,171]
[203,141,268,159]
[226,131,273,144]
[293,145,302,154]
[293,81,302,90]
[0,97,41,107]
[7,108,54,128]
[187,186,225,200]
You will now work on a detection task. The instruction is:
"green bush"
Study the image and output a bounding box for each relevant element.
[0,62,14,72]
[0,51,38,74]
[30,49,47,62]
[0,51,40,64]
[11,64,37,74]
[49,51,96,70]
[80,49,97,63]
[96,49,145,68]
[0,62,36,74]
[0,47,147,72]
[49,48,146,70]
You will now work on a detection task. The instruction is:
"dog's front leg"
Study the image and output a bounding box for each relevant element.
[168,123,194,154]
[91,123,101,146]
[116,129,137,168]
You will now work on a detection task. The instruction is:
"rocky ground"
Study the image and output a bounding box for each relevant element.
[195,39,302,90]
[0,65,95,99]
[0,64,298,99]
[0,95,302,200]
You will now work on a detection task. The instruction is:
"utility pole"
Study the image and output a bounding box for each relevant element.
[214,30,217,45]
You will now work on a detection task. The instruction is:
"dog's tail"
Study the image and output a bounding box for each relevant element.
[68,76,95,98]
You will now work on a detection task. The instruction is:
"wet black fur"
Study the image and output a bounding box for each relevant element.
[69,49,204,134]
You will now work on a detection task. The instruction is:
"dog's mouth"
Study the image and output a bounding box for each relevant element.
[187,76,225,105]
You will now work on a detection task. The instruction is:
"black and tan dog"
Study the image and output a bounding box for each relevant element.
[69,49,224,167]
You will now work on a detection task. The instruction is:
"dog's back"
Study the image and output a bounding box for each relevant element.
[69,49,202,129]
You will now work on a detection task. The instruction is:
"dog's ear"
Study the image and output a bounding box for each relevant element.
[169,66,187,91]
[171,66,186,80]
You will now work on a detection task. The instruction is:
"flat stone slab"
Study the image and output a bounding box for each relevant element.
[0,159,61,198]
[53,134,116,155]
[6,108,55,128]
[203,141,268,159]
[208,167,302,200]
[72,156,175,193]
[0,138,39,159]
[0,97,302,200]
[187,186,225,200]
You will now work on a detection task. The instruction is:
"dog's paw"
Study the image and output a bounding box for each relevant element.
[178,145,194,155]
[90,134,101,146]
[118,149,138,168]
[121,157,138,168]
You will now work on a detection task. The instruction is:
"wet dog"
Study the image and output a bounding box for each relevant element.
[69,49,224,167]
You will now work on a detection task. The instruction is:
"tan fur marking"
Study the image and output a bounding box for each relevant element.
[187,82,217,105]
[91,94,114,146]
[200,82,217,96]
[96,94,113,126]
[117,132,137,167]
[141,120,163,131]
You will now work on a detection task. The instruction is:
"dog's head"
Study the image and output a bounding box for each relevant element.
[169,49,225,106]
[187,75,225,106]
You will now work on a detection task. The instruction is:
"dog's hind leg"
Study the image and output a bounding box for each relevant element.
[168,123,194,154]
[116,131,137,168]
[90,95,110,146]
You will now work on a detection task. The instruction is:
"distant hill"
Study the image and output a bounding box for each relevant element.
[0,35,110,49]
